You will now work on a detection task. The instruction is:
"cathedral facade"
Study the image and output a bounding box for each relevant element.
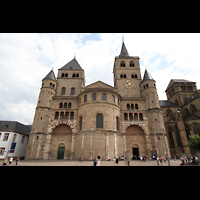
[25,42,172,160]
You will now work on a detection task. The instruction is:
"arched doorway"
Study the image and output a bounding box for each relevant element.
[57,143,65,159]
[49,124,72,159]
[125,125,147,159]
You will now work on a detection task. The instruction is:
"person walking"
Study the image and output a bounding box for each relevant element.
[127,158,130,166]
[157,157,159,165]
[116,157,119,166]
[93,157,97,166]
[3,157,8,165]
[97,158,100,166]
[16,156,19,165]
[113,157,116,166]
[9,156,13,164]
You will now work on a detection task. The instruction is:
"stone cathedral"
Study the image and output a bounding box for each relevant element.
[26,41,200,160]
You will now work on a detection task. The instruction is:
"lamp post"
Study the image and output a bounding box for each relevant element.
[163,131,170,166]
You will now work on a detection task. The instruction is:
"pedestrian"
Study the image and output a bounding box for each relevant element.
[116,157,119,166]
[3,157,8,165]
[80,156,83,163]
[97,157,100,166]
[127,158,130,166]
[93,157,97,166]
[125,157,127,166]
[9,156,13,164]
[157,157,159,165]
[113,157,116,166]
[140,156,143,162]
[16,156,19,165]
[159,157,162,165]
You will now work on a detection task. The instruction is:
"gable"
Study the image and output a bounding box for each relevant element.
[85,81,115,90]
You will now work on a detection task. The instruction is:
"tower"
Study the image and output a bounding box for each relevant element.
[113,42,142,97]
[26,69,57,159]
[140,69,171,158]
[56,57,85,97]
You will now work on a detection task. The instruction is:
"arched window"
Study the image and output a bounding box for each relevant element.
[129,113,133,121]
[65,112,69,119]
[65,73,68,77]
[102,93,106,101]
[134,113,138,121]
[80,116,82,130]
[61,73,65,77]
[61,87,66,95]
[131,104,134,109]
[59,102,63,108]
[68,102,71,108]
[130,61,134,67]
[71,87,75,95]
[112,95,115,103]
[92,93,96,101]
[127,104,130,109]
[124,113,128,121]
[70,112,74,120]
[55,112,59,119]
[146,84,149,88]
[185,124,191,140]
[84,95,87,102]
[96,114,103,128]
[64,102,67,108]
[166,109,173,117]
[139,113,143,121]
[135,104,138,109]
[168,126,174,147]
[60,112,64,119]
[135,74,137,78]
[116,117,119,131]
[190,104,197,113]
[121,61,125,67]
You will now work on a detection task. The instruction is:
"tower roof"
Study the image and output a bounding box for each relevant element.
[43,69,56,81]
[165,79,194,91]
[119,42,129,57]
[60,58,83,70]
[142,69,154,81]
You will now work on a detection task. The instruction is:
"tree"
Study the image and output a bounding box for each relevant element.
[187,135,200,152]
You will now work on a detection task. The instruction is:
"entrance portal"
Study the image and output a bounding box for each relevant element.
[57,147,65,159]
[132,148,139,160]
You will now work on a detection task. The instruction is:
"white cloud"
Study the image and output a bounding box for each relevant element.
[0,33,200,124]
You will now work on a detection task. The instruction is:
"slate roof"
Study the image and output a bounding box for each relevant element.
[183,113,200,121]
[60,58,83,70]
[142,69,154,81]
[119,42,129,57]
[165,117,176,124]
[159,100,179,107]
[43,70,56,81]
[0,121,32,136]
[165,79,194,91]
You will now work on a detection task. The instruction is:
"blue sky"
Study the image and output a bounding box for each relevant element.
[0,33,200,125]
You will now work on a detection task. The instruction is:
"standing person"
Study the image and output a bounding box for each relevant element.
[9,156,13,164]
[93,157,97,166]
[157,157,159,165]
[97,157,100,166]
[116,157,119,166]
[159,157,162,165]
[127,158,130,166]
[140,156,143,162]
[113,157,116,166]
[16,156,19,165]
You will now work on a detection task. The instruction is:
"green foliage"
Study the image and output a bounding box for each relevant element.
[187,135,200,152]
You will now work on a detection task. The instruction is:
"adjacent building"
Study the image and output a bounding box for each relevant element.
[0,121,31,160]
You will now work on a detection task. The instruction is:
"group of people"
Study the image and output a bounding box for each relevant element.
[156,156,168,165]
[2,156,20,166]
[180,155,199,166]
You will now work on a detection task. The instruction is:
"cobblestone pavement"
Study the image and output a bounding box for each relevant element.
[0,159,193,166]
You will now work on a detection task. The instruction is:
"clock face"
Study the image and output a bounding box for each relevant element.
[125,80,134,88]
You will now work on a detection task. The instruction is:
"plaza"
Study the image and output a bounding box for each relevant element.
[0,159,190,166]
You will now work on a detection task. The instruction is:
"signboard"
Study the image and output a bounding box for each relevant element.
[9,142,16,153]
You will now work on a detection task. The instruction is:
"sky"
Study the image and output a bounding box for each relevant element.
[0,33,200,125]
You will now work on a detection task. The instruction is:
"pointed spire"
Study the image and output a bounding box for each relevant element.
[43,69,57,81]
[119,42,129,57]
[143,69,154,81]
